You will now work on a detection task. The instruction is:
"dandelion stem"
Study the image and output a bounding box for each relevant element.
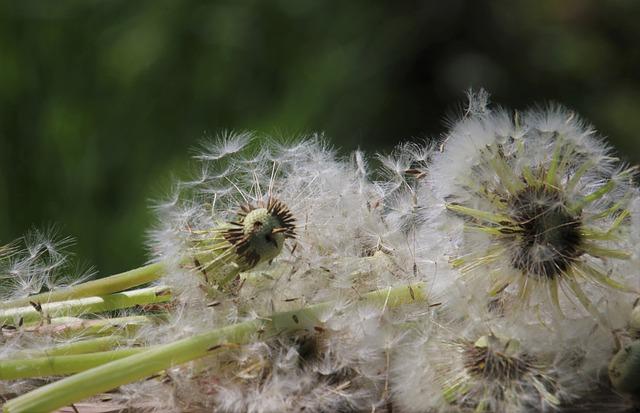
[2,282,427,413]
[0,262,165,309]
[11,336,126,358]
[0,347,147,380]
[30,315,159,338]
[0,286,172,325]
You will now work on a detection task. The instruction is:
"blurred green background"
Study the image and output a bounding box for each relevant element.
[1,0,639,275]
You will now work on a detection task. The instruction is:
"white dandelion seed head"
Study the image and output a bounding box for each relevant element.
[149,132,395,314]
[391,310,613,413]
[0,230,96,400]
[367,141,458,304]
[142,133,411,391]
[429,92,640,322]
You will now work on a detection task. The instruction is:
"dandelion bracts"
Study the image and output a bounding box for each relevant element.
[3,282,427,413]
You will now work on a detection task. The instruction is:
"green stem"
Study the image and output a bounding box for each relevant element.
[11,336,126,358]
[0,347,147,380]
[0,262,165,309]
[3,282,426,413]
[26,315,159,338]
[0,286,172,325]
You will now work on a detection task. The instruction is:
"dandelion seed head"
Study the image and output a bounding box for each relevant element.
[430,92,640,320]
[390,312,607,413]
[222,198,296,268]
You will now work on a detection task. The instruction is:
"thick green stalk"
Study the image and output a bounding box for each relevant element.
[11,336,126,358]
[23,315,158,338]
[3,282,426,413]
[0,286,171,325]
[3,320,262,413]
[0,347,147,380]
[0,262,165,309]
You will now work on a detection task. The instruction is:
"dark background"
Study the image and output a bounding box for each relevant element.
[1,0,639,275]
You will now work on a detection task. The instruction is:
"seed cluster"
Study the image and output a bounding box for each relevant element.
[224,198,296,267]
[463,339,531,382]
[509,186,583,279]
[445,127,634,315]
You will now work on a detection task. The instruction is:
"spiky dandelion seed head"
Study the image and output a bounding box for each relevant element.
[150,133,305,298]
[136,133,409,412]
[443,333,560,412]
[223,198,296,268]
[389,313,612,413]
[184,197,296,292]
[430,91,640,319]
[150,131,396,307]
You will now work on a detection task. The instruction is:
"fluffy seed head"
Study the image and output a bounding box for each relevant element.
[445,333,559,412]
[183,198,296,291]
[462,334,531,382]
[431,91,640,318]
[4,110,631,411]
[391,317,576,413]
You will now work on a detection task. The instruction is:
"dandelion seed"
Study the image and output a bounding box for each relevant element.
[0,229,90,303]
